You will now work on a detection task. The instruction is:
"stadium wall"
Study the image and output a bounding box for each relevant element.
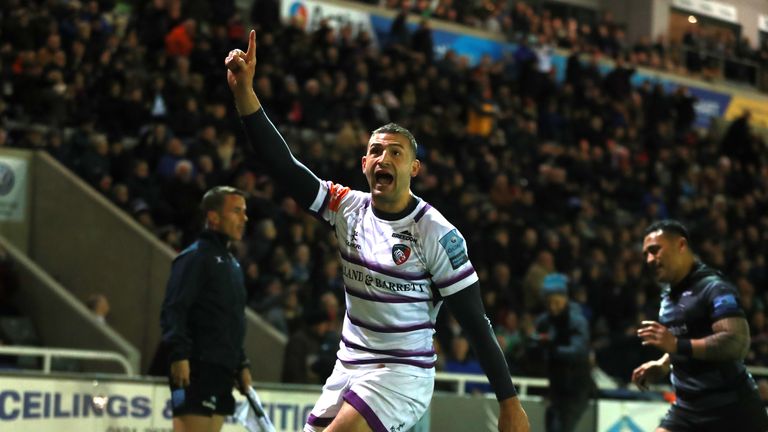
[0,235,139,374]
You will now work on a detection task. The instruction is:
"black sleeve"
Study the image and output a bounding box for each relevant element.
[240,108,322,209]
[444,282,517,400]
[160,253,206,363]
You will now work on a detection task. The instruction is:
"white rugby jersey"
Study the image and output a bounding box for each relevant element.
[308,181,479,377]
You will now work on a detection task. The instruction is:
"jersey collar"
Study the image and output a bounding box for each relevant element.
[371,195,420,221]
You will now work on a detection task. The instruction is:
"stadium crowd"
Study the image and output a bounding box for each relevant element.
[0,0,767,390]
[363,0,768,86]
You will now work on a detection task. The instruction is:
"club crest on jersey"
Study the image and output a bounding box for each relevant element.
[392,244,411,265]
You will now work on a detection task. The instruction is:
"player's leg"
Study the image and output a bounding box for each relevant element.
[210,370,237,432]
[210,414,225,432]
[304,362,354,432]
[339,365,433,432]
[713,389,768,432]
[172,415,215,432]
[325,401,373,432]
[169,361,217,432]
[657,403,695,432]
[170,362,234,432]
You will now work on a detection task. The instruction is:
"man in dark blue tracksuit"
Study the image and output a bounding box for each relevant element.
[161,186,251,432]
[633,220,768,432]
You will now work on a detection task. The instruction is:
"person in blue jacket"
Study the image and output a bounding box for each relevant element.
[533,273,592,432]
[160,185,252,432]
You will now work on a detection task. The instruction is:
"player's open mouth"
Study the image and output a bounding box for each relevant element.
[375,172,394,186]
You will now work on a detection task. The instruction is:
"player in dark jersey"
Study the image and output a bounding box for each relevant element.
[632,219,768,432]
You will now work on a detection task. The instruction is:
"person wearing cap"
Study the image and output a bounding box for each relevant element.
[532,273,592,432]
[633,219,768,432]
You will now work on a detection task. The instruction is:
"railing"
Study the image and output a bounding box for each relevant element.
[436,365,768,398]
[749,365,768,378]
[435,372,549,397]
[0,345,134,376]
[676,45,764,88]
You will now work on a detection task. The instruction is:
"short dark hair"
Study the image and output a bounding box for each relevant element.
[643,219,690,241]
[371,123,418,157]
[201,186,245,214]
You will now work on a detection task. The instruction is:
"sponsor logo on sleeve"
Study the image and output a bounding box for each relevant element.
[713,293,739,314]
[439,229,468,270]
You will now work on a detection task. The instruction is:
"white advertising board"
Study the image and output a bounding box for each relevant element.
[597,400,670,432]
[0,375,320,431]
[280,0,377,41]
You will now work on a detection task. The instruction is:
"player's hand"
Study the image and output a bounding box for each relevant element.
[638,320,677,353]
[225,29,257,94]
[170,360,191,388]
[498,396,530,432]
[631,359,668,391]
[236,367,253,395]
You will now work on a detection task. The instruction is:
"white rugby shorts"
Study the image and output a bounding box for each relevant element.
[304,360,434,432]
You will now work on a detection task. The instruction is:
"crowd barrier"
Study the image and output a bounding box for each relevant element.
[0,371,704,432]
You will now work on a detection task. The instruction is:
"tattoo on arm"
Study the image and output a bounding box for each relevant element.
[694,318,750,361]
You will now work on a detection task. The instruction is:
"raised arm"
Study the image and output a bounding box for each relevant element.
[225,30,321,209]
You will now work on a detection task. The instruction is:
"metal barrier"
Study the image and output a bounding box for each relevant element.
[435,372,549,397]
[677,46,763,87]
[0,345,134,376]
[436,365,768,397]
[749,365,768,378]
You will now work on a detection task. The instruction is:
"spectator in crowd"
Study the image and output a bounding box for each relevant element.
[444,334,492,394]
[531,273,592,432]
[85,293,110,324]
[281,308,338,384]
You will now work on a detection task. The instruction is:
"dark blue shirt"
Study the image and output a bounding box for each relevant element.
[659,262,753,410]
[160,230,248,371]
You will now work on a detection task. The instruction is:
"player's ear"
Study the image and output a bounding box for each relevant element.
[361,155,367,173]
[207,210,220,227]
[411,158,420,177]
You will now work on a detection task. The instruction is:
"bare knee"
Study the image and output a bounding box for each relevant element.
[325,402,372,432]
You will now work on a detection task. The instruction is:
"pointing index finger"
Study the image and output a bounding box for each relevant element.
[246,29,256,61]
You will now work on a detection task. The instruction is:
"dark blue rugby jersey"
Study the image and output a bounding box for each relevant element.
[659,262,755,410]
